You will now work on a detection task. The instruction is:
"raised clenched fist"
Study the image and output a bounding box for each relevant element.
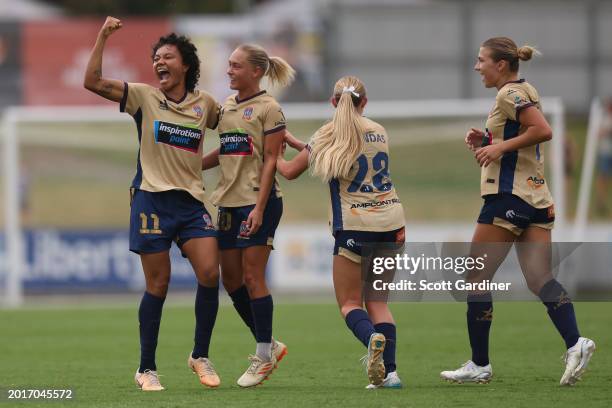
[100,16,122,38]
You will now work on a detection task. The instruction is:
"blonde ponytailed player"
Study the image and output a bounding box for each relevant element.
[440,37,595,386]
[277,76,405,389]
[202,44,294,387]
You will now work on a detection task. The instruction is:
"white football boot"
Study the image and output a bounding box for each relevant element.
[560,337,596,386]
[440,360,492,384]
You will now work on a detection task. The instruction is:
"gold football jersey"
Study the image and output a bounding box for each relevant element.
[120,82,220,203]
[480,79,554,208]
[211,91,286,207]
[310,117,405,232]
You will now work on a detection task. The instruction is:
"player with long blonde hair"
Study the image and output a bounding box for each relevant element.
[278,76,405,388]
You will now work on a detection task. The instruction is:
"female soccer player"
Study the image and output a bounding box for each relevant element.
[277,76,405,389]
[440,37,595,386]
[201,44,293,387]
[84,17,222,391]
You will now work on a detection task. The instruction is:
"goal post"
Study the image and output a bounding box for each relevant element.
[574,98,604,241]
[1,99,567,307]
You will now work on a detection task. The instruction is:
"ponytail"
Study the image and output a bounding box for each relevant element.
[309,76,366,182]
[267,56,295,88]
[238,44,295,89]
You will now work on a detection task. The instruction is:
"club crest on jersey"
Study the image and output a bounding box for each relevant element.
[513,95,530,108]
[219,130,253,156]
[202,214,214,230]
[193,105,203,118]
[153,121,202,153]
[242,107,254,120]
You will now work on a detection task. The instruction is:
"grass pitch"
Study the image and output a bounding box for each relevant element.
[1,301,610,407]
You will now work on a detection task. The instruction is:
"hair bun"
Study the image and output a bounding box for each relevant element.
[517,45,539,61]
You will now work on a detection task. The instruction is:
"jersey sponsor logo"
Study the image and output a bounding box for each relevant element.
[527,176,545,189]
[219,129,253,156]
[242,106,254,120]
[154,121,202,153]
[193,104,203,118]
[364,132,386,143]
[350,198,401,209]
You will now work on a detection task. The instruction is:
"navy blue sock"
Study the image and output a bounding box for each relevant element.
[192,284,219,359]
[345,309,375,347]
[250,295,273,343]
[374,322,396,374]
[138,291,165,372]
[467,292,493,367]
[539,279,581,349]
[229,285,257,339]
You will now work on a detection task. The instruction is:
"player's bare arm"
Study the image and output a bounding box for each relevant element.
[202,148,220,170]
[284,130,307,151]
[246,129,283,235]
[277,148,309,180]
[83,16,125,102]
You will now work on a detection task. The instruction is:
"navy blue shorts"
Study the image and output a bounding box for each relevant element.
[333,227,405,263]
[477,193,555,236]
[217,196,283,250]
[129,189,217,254]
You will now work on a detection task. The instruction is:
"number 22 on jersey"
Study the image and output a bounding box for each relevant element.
[347,152,392,193]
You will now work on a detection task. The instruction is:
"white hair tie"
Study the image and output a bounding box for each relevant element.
[342,86,360,98]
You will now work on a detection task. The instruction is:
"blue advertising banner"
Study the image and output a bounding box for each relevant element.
[1,230,198,293]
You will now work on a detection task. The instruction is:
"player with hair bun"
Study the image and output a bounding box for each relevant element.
[202,43,294,388]
[440,36,595,386]
[277,75,405,389]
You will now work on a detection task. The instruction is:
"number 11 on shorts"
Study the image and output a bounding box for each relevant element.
[139,213,162,234]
